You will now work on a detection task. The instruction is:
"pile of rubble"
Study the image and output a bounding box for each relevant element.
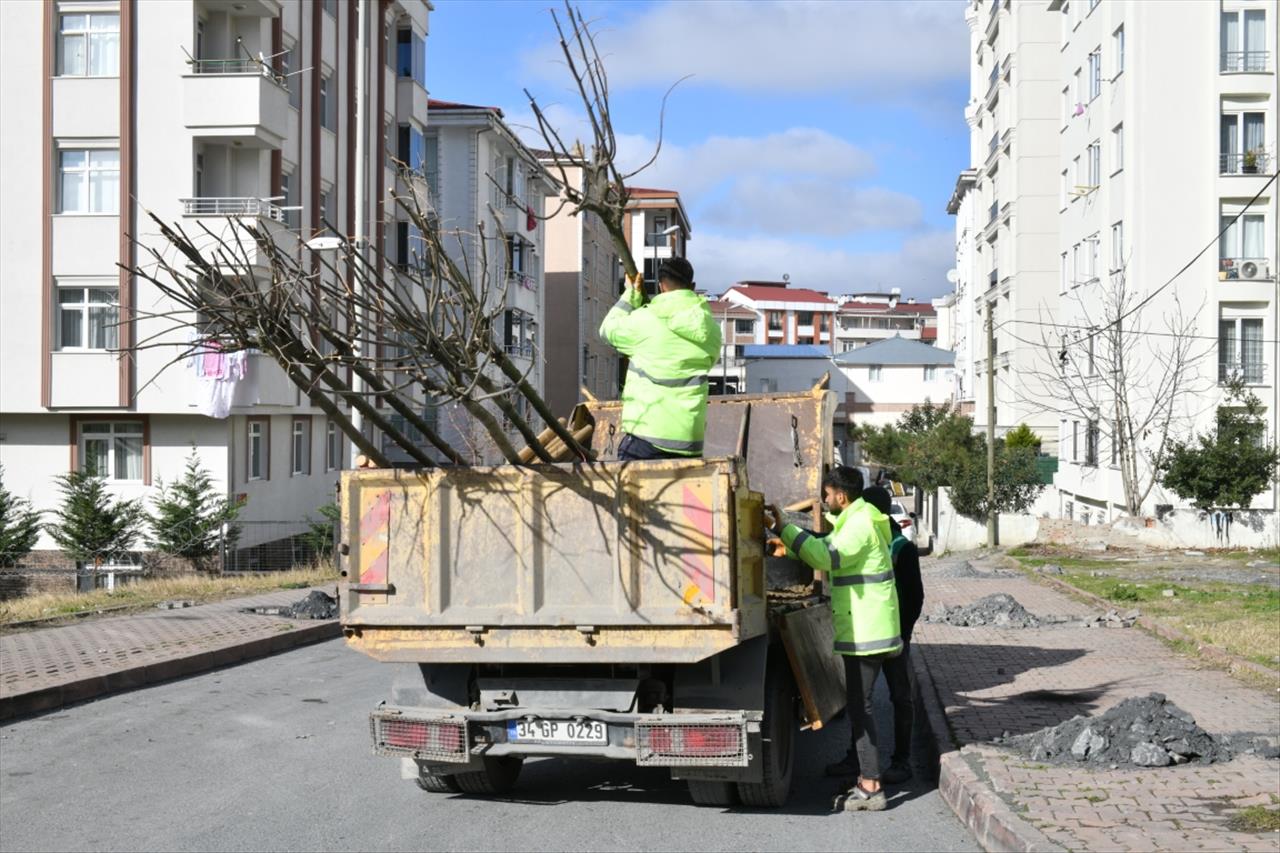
[242,590,338,620]
[1083,608,1140,628]
[926,593,1042,628]
[998,693,1235,767]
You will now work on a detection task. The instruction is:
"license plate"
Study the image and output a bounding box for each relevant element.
[507,718,607,745]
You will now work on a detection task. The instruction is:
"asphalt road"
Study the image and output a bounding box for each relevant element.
[0,640,977,853]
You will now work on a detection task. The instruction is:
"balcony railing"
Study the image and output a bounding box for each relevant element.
[1219,257,1273,280]
[189,57,286,86]
[1219,360,1267,385]
[1220,150,1273,175]
[506,270,536,291]
[1221,50,1270,73]
[181,197,284,221]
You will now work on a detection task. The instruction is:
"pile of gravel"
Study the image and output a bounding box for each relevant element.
[998,693,1235,767]
[926,593,1042,628]
[242,590,338,620]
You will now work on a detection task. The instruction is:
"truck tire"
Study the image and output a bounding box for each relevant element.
[415,771,461,794]
[453,757,522,796]
[736,661,796,808]
[686,779,738,807]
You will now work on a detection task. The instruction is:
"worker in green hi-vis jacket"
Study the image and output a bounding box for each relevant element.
[598,257,721,462]
[764,465,902,813]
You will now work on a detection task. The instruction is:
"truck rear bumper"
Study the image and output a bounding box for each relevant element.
[370,703,762,771]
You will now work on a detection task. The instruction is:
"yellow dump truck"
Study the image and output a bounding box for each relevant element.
[340,389,846,807]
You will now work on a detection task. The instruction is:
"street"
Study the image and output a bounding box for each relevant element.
[0,640,976,853]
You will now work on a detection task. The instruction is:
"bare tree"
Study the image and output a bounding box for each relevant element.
[1018,267,1212,517]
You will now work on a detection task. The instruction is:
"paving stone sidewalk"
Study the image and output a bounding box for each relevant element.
[915,557,1280,852]
[0,586,340,720]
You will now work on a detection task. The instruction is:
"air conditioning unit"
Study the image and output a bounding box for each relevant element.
[1239,260,1269,280]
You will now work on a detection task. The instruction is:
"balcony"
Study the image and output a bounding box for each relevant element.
[1218,360,1267,385]
[179,197,288,273]
[1219,257,1273,281]
[183,62,289,148]
[1220,149,1274,175]
[196,0,280,16]
[1221,51,1270,73]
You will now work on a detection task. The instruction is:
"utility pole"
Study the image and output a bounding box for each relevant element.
[986,300,998,547]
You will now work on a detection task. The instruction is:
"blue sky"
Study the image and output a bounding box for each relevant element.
[427,0,971,298]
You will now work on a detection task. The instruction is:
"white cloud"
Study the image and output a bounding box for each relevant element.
[524,0,968,96]
[690,229,955,298]
[703,177,923,236]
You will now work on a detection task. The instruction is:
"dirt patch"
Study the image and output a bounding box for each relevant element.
[926,593,1042,628]
[998,693,1236,767]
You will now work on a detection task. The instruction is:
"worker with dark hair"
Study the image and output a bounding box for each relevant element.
[599,257,721,461]
[763,464,902,812]
[859,485,924,784]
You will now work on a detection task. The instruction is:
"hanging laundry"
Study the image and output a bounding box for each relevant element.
[187,334,248,418]
[526,204,537,232]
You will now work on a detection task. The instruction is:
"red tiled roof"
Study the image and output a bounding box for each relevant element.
[727,285,835,305]
[838,300,936,315]
[626,187,681,198]
[428,98,504,117]
[921,326,938,341]
[707,299,757,318]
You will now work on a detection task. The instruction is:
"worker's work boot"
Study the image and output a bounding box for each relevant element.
[835,783,887,812]
[881,761,912,784]
[824,754,861,777]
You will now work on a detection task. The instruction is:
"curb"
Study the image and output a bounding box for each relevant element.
[912,644,1064,853]
[0,620,340,722]
[1030,572,1278,682]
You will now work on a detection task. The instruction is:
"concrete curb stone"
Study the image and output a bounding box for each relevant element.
[912,643,1065,853]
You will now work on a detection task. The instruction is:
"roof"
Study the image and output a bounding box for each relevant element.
[742,344,831,359]
[726,284,836,306]
[427,98,504,117]
[624,186,691,236]
[707,299,758,319]
[626,187,681,198]
[834,336,955,367]
[839,300,936,316]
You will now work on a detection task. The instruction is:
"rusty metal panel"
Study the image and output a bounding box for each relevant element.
[339,458,766,663]
[775,603,845,730]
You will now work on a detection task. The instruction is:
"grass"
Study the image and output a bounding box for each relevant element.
[0,563,339,627]
[1227,806,1280,833]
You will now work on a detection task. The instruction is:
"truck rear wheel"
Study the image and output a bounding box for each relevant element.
[736,661,796,808]
[454,757,523,796]
[415,769,461,794]
[686,779,738,807]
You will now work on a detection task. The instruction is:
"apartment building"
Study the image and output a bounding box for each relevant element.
[955,0,1064,452]
[425,99,554,460]
[0,0,431,562]
[623,187,691,295]
[1050,0,1279,522]
[833,291,938,351]
[944,167,980,413]
[719,281,838,350]
[706,298,758,394]
[538,151,622,416]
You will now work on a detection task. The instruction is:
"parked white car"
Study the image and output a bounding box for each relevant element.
[888,501,916,540]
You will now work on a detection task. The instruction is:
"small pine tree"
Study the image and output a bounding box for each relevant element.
[48,470,147,569]
[1004,423,1043,454]
[300,502,341,561]
[149,450,243,573]
[0,466,43,568]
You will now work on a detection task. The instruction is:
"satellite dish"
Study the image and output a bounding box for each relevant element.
[946,268,959,283]
[782,273,790,283]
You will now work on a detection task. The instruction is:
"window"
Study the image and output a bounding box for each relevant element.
[1221,9,1269,72]
[1071,421,1079,462]
[1061,87,1070,128]
[79,421,143,481]
[424,135,439,202]
[869,365,883,382]
[320,74,335,131]
[1219,212,1266,267]
[1085,420,1099,467]
[1088,0,1099,11]
[1111,222,1124,271]
[398,123,426,174]
[323,0,337,17]
[1086,140,1101,186]
[1219,317,1265,384]
[1086,332,1097,376]
[57,13,119,76]
[282,42,301,109]
[1112,123,1123,173]
[57,285,118,350]
[1220,112,1267,174]
[1060,3,1071,46]
[326,420,341,471]
[733,318,755,335]
[924,365,938,382]
[281,170,299,228]
[291,418,310,476]
[247,419,269,481]
[1071,243,1081,285]
[59,149,119,214]
[396,28,426,86]
[1111,421,1119,466]
[1060,169,1069,209]
[1087,48,1102,100]
[1112,26,1125,76]
[797,311,815,326]
[767,312,783,332]
[1071,155,1081,196]
[1085,234,1100,282]
[318,190,329,225]
[504,156,516,198]
[396,221,423,267]
[1060,252,1069,293]
[1072,68,1081,110]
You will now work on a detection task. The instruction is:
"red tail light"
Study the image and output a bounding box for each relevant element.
[637,723,747,766]
[371,713,469,762]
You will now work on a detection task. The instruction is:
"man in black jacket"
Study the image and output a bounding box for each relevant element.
[859,486,924,784]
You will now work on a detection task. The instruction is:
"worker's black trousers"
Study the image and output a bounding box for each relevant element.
[617,434,695,462]
[881,641,915,767]
[842,649,899,780]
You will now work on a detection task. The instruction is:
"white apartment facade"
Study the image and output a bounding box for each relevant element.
[707,298,757,394]
[944,168,980,413]
[959,0,1064,452]
[623,187,691,296]
[833,291,938,352]
[0,0,431,562]
[425,99,554,461]
[1050,0,1280,522]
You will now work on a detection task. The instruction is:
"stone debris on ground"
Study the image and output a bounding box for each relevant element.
[154,600,195,610]
[1082,607,1140,628]
[242,590,338,620]
[997,693,1237,767]
[926,593,1042,628]
[928,559,1019,580]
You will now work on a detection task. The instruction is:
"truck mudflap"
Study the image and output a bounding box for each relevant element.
[370,703,761,772]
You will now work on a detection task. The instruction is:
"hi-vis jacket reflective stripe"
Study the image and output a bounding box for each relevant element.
[599,288,722,456]
[779,499,903,657]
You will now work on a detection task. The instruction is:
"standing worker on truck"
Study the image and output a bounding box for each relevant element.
[763,466,902,813]
[599,258,721,462]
